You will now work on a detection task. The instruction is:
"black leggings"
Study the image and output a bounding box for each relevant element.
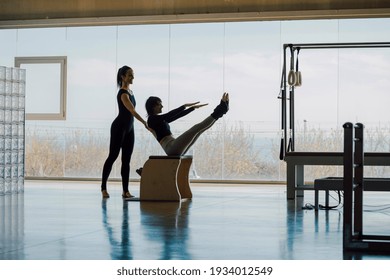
[101,122,135,192]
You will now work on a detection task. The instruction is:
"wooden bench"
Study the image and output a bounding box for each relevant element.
[139,155,193,201]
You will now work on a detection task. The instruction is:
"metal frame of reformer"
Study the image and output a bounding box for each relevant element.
[280,42,390,200]
[343,123,390,253]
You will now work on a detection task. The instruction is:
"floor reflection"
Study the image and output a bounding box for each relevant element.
[282,197,304,259]
[140,200,192,260]
[284,197,344,259]
[0,193,24,260]
[5,182,390,260]
[101,199,132,260]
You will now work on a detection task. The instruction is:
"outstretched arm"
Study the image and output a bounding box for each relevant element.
[161,102,207,123]
[184,101,208,109]
[184,101,200,107]
[190,103,208,109]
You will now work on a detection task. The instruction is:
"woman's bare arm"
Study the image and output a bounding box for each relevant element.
[121,94,151,131]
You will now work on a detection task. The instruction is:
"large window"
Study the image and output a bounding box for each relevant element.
[1,18,390,182]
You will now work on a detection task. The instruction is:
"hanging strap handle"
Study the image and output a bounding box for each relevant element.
[295,48,302,87]
[287,46,296,86]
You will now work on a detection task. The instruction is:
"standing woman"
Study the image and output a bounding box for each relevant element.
[101,66,149,199]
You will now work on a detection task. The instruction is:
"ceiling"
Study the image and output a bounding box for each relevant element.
[1,0,390,28]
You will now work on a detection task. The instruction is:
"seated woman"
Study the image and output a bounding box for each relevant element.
[145,93,229,156]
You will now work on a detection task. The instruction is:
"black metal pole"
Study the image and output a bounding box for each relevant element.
[280,44,288,159]
[354,123,364,237]
[292,42,390,50]
[343,122,354,249]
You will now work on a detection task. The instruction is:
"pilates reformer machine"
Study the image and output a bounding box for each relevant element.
[343,123,390,253]
[279,42,390,200]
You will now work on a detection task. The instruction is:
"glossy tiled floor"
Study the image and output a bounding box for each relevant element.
[1,180,390,260]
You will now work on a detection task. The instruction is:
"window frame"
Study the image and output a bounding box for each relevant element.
[14,56,67,120]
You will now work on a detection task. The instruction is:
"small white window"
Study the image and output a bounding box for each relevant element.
[15,56,67,120]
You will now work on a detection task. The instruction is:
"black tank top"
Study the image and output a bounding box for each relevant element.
[147,106,194,142]
[115,88,136,131]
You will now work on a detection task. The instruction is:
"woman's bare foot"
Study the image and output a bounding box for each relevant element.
[122,192,135,199]
[102,190,110,198]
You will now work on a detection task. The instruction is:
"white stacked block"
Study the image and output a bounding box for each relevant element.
[0,66,25,195]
